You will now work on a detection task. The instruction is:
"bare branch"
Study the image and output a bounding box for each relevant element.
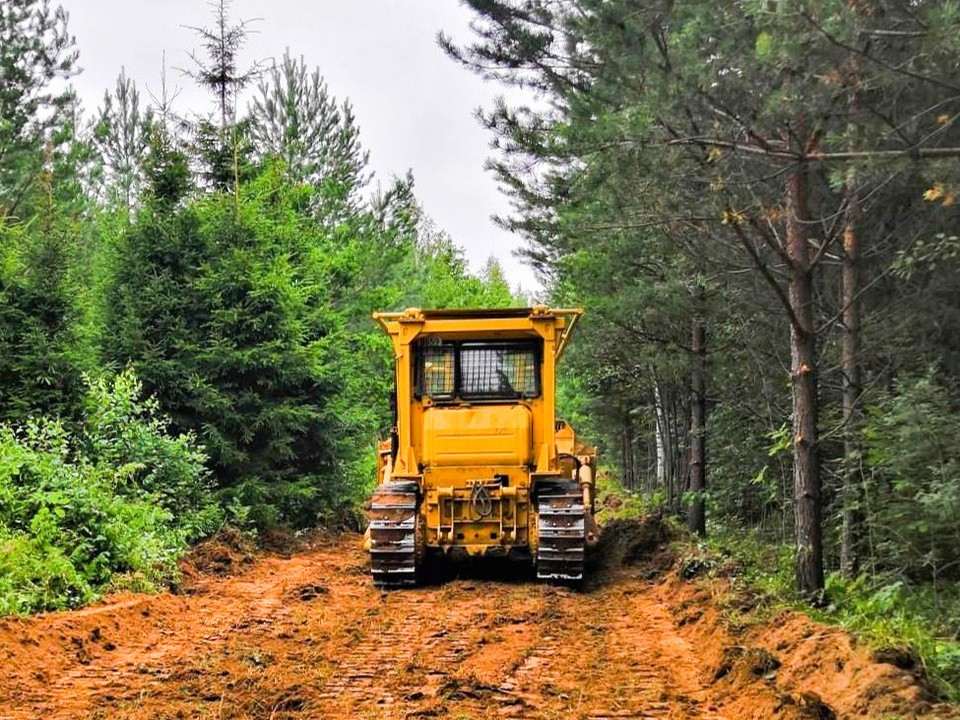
[729,220,804,335]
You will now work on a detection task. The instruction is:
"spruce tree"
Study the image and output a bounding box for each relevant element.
[106,163,359,526]
[0,206,85,423]
[184,0,263,192]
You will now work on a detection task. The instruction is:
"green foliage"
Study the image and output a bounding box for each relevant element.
[594,470,660,525]
[449,0,960,601]
[0,222,88,423]
[249,49,370,208]
[106,168,346,526]
[90,70,153,209]
[143,123,192,207]
[405,237,519,309]
[0,0,78,219]
[0,371,220,614]
[861,373,960,580]
[81,371,222,541]
[705,527,797,601]
[185,1,263,192]
[821,573,960,701]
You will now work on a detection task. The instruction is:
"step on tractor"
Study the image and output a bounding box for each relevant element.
[364,306,600,588]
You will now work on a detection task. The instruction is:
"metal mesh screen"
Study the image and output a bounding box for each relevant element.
[419,344,454,397]
[460,344,539,399]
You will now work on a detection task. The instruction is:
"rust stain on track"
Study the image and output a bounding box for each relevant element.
[0,534,951,719]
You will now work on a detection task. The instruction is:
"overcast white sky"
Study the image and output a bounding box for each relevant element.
[59,0,540,293]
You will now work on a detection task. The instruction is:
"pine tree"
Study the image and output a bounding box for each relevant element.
[91,70,154,212]
[248,49,370,207]
[0,0,78,220]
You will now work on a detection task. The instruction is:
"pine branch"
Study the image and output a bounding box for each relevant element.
[665,136,960,163]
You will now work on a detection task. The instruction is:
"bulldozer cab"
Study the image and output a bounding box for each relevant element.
[368,306,596,588]
[374,306,581,478]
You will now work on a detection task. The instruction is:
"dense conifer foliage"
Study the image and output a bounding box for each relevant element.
[447,0,960,689]
[447,0,960,592]
[0,1,517,611]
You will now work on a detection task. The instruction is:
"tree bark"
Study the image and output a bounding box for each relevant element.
[688,307,707,536]
[622,412,636,491]
[840,171,864,578]
[786,162,825,600]
[654,380,668,496]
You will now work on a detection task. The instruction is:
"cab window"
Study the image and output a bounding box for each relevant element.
[414,340,541,400]
[416,341,455,398]
[459,342,539,399]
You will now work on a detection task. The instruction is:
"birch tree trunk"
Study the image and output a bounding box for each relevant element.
[654,380,671,503]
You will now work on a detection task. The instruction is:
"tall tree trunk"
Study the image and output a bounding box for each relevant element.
[688,307,707,536]
[623,412,636,490]
[786,162,825,600]
[840,17,865,580]
[840,171,863,578]
[654,380,668,496]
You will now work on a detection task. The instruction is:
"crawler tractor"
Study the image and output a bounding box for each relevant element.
[365,306,599,588]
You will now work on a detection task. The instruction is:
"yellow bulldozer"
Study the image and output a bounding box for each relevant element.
[365,306,599,588]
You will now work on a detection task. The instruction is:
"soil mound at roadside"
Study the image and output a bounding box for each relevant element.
[178,526,255,580]
[598,513,677,568]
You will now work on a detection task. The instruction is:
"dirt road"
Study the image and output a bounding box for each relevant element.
[0,530,952,719]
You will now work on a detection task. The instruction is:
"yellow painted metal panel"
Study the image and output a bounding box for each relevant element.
[422,404,533,467]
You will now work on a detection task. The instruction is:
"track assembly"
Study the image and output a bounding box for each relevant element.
[536,480,586,583]
[368,481,420,589]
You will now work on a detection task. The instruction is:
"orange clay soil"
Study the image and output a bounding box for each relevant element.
[0,527,957,720]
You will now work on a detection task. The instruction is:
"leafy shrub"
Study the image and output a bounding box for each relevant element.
[0,370,221,614]
[862,372,960,580]
[81,371,222,541]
